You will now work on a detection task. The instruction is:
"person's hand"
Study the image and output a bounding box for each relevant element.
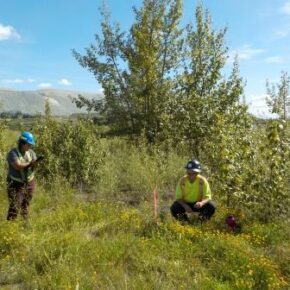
[29,159,37,168]
[36,155,45,162]
[194,202,203,209]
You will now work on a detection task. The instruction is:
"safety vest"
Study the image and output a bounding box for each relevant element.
[9,148,35,183]
[180,175,205,202]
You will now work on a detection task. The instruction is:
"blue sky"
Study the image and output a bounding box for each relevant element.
[1,0,290,116]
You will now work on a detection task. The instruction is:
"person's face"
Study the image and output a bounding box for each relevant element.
[187,170,198,181]
[21,142,31,152]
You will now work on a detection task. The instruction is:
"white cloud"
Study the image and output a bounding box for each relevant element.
[2,78,24,83]
[280,1,290,15]
[38,83,52,88]
[228,45,265,63]
[247,93,268,105]
[237,45,265,60]
[246,93,277,118]
[275,30,289,38]
[1,78,37,85]
[59,78,72,86]
[96,87,104,94]
[265,56,284,63]
[0,23,20,41]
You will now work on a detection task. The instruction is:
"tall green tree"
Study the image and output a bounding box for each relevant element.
[73,0,183,142]
[266,71,290,120]
[73,1,248,152]
[164,5,247,157]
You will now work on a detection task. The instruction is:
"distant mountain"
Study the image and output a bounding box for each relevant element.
[0,88,102,116]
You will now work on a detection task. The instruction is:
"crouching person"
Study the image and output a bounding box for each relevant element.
[170,160,216,223]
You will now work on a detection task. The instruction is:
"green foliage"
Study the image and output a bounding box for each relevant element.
[201,107,252,207]
[0,123,9,188]
[93,140,184,202]
[202,115,290,222]
[0,116,289,288]
[33,118,102,187]
[73,0,183,142]
[32,117,184,202]
[73,2,246,148]
[254,120,290,220]
[266,71,290,120]
[12,104,290,223]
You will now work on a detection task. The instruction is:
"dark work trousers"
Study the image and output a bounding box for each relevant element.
[7,178,36,220]
[170,200,216,222]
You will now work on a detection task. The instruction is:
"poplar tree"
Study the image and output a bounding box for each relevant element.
[73,0,183,141]
[266,71,290,120]
[164,5,247,157]
[73,1,248,149]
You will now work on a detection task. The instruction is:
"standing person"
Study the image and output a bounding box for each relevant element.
[6,131,38,220]
[170,160,216,223]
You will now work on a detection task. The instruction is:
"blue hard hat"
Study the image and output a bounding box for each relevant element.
[185,160,201,172]
[19,131,35,146]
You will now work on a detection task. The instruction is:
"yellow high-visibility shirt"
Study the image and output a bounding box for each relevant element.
[175,174,212,203]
